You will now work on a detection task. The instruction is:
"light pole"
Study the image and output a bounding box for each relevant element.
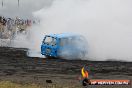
[18,0,19,7]
[1,0,3,7]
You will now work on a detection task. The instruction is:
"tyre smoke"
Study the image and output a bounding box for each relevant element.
[56,34,88,60]
[30,0,132,61]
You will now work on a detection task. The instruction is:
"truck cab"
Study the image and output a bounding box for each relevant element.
[41,33,88,59]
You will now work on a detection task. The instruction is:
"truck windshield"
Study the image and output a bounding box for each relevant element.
[44,36,57,46]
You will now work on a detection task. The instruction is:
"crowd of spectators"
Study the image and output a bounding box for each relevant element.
[0,16,36,39]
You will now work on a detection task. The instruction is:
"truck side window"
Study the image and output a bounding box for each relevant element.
[60,38,69,46]
[60,38,64,46]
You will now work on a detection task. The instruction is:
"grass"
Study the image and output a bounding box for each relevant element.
[0,81,41,88]
[0,81,130,88]
[0,81,82,88]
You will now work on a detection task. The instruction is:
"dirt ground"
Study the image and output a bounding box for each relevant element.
[0,47,132,88]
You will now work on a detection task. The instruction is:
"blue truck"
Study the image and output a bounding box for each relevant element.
[41,33,88,59]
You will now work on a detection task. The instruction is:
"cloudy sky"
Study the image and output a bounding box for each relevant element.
[0,0,53,18]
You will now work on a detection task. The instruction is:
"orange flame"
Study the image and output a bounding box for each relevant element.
[81,67,89,78]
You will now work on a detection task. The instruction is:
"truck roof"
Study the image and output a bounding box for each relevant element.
[45,33,80,38]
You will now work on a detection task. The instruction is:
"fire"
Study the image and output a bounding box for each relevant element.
[81,67,89,78]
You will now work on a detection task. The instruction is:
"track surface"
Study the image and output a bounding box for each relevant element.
[0,47,132,88]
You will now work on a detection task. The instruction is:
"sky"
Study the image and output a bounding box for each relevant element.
[0,0,53,19]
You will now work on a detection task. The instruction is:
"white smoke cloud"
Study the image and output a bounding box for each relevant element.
[31,0,132,61]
